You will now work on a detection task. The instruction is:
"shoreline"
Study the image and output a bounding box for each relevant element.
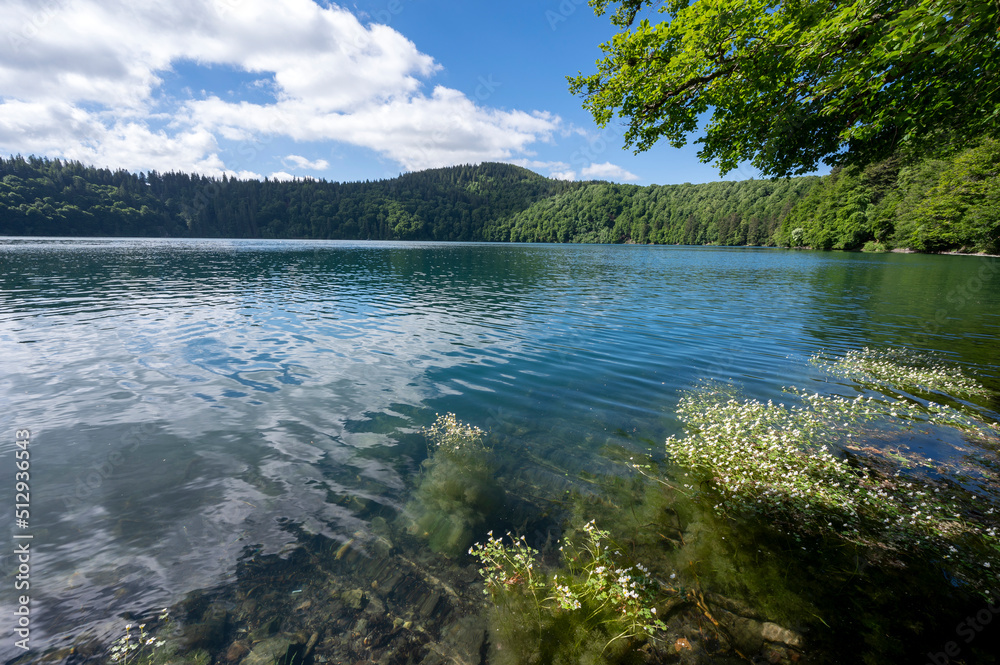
[890,247,1000,258]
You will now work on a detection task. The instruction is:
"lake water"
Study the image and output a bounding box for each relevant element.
[1,238,999,663]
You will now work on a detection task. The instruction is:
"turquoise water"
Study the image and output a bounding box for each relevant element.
[1,238,998,661]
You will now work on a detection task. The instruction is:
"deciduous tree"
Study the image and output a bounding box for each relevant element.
[569,0,1000,177]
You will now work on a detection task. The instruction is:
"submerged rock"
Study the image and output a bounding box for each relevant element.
[223,641,250,663]
[761,622,804,649]
[342,588,367,610]
[243,638,291,665]
[422,615,486,665]
[242,635,312,665]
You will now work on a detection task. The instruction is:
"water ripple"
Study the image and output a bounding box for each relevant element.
[0,239,997,656]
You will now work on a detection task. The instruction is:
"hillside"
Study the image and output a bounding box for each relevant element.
[0,158,580,241]
[775,138,1000,254]
[483,178,820,245]
[2,147,997,253]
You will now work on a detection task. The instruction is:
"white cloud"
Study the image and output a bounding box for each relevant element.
[581,162,640,182]
[506,159,641,183]
[508,159,579,181]
[0,99,225,174]
[284,155,330,171]
[0,0,562,175]
[184,85,559,172]
[268,171,296,181]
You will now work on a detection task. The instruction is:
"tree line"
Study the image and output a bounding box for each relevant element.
[1,147,996,253]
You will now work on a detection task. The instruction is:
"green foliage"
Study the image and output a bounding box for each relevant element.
[777,139,1000,253]
[0,157,575,241]
[571,0,1000,177]
[470,522,667,665]
[2,150,995,253]
[402,414,504,557]
[484,177,819,245]
[894,139,1000,253]
[664,352,1000,600]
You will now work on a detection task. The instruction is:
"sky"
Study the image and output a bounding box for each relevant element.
[0,0,769,186]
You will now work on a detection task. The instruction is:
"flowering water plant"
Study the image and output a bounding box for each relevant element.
[404,413,504,556]
[811,347,991,399]
[422,412,489,461]
[664,350,1000,599]
[469,520,668,659]
[108,610,169,665]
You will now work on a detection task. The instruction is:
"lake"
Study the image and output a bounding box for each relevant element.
[2,238,999,664]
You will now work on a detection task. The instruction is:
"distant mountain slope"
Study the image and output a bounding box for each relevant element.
[482,178,821,245]
[0,158,583,240]
[3,148,995,252]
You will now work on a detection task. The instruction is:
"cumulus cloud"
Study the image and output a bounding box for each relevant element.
[508,159,573,178]
[0,0,562,175]
[284,155,330,171]
[506,159,641,183]
[581,162,640,182]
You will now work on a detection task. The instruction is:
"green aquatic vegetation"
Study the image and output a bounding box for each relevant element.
[812,347,991,399]
[566,472,822,631]
[470,522,668,665]
[664,366,1000,599]
[402,413,505,557]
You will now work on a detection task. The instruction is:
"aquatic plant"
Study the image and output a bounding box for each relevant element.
[108,610,169,665]
[469,521,668,664]
[403,413,505,556]
[811,347,992,398]
[663,352,1000,600]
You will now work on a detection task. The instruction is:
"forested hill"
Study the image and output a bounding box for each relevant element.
[482,178,819,245]
[0,157,579,241]
[0,155,817,244]
[2,143,997,253]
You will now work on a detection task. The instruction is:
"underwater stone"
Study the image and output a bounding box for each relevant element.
[304,632,319,658]
[761,622,804,649]
[223,641,250,663]
[343,588,367,610]
[364,594,386,617]
[417,591,441,619]
[243,637,292,665]
[183,602,229,651]
[711,607,765,654]
[422,616,486,665]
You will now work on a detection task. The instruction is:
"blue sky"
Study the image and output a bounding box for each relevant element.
[0,0,771,185]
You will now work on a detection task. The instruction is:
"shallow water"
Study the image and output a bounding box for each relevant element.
[1,238,998,661]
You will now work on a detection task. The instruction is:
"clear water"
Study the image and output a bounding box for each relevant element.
[1,238,998,661]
